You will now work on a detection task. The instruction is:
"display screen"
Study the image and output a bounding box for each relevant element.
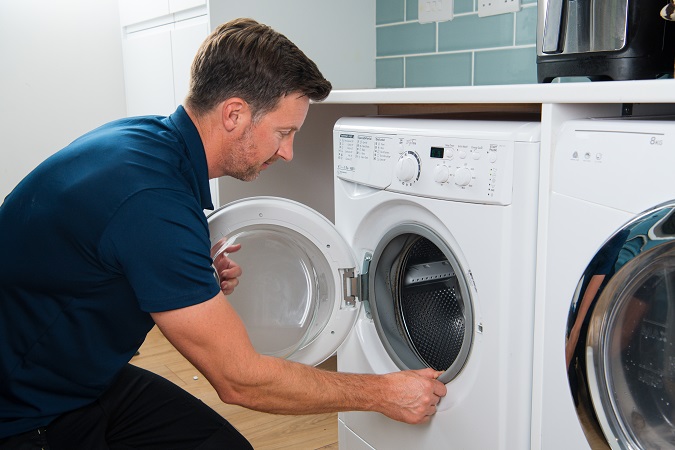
[430,147,444,158]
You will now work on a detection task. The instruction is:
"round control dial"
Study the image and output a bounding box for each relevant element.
[395,151,421,183]
[433,164,451,184]
[454,167,473,186]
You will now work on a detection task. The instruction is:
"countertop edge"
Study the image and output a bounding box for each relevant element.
[319,79,675,105]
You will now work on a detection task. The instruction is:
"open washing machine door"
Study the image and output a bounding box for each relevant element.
[207,196,361,367]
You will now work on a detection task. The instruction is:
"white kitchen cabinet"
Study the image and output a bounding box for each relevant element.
[118,0,205,26]
[122,24,175,116]
[118,0,169,27]
[120,4,209,116]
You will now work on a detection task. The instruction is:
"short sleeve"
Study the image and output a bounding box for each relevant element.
[99,188,221,312]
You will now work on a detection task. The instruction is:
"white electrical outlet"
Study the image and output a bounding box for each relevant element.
[418,0,454,23]
[478,0,520,17]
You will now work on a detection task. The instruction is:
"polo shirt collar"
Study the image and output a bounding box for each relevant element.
[167,105,214,210]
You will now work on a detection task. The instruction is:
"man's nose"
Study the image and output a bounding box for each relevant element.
[276,138,294,161]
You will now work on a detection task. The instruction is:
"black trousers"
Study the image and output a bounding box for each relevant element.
[0,364,253,450]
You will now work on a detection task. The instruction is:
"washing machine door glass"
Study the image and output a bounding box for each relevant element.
[369,223,474,384]
[566,203,675,449]
[207,196,360,366]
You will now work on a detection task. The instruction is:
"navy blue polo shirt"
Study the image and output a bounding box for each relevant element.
[0,106,221,438]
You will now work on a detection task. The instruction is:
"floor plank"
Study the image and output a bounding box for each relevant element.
[131,326,338,449]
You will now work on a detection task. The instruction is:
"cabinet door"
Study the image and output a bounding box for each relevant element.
[122,24,175,116]
[118,0,170,27]
[171,15,209,108]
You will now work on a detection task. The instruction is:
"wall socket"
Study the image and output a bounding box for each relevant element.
[478,0,520,17]
[418,0,454,23]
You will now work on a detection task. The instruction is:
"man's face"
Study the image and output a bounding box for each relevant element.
[224,93,310,181]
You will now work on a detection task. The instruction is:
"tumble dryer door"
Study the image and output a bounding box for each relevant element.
[207,196,360,367]
[566,202,675,449]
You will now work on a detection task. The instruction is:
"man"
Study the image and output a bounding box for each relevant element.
[0,18,446,449]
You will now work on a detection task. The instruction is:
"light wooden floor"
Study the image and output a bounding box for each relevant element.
[131,326,338,450]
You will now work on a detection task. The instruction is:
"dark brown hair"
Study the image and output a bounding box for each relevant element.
[185,18,332,120]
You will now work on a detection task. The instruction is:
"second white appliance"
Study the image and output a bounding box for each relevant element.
[531,117,675,450]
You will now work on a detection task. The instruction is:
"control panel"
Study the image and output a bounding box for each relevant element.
[333,117,535,205]
[554,118,675,213]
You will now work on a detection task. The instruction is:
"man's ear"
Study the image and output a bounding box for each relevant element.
[221,98,250,132]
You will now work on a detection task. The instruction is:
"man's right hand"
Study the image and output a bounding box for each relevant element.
[377,368,447,424]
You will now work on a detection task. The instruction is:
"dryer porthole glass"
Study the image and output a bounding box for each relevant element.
[588,242,675,450]
[568,203,675,449]
[214,225,333,359]
[369,224,473,384]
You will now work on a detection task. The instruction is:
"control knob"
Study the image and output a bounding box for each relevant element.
[395,152,420,183]
[433,164,450,184]
[454,167,472,186]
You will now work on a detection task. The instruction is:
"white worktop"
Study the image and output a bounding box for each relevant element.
[324,79,675,105]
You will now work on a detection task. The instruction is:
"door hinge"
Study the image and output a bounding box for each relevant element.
[341,268,359,308]
[339,252,372,312]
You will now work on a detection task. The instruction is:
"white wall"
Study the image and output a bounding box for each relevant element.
[0,0,127,200]
[209,0,376,90]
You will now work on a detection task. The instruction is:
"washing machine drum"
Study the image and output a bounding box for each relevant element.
[370,226,473,384]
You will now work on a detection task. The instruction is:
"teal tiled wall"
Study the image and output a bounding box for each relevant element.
[376,0,537,87]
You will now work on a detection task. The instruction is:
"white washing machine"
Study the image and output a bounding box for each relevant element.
[531,118,675,450]
[207,116,541,449]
